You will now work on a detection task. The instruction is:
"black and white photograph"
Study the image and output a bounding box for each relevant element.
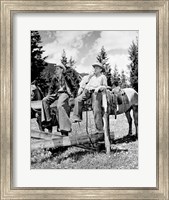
[2,0,169,197]
[31,30,138,169]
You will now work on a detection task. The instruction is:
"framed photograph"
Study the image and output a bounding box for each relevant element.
[1,0,168,199]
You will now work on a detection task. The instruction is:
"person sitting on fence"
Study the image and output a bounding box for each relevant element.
[77,72,94,96]
[72,63,107,133]
[41,64,72,136]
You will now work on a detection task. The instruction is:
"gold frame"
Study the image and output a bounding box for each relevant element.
[0,0,168,199]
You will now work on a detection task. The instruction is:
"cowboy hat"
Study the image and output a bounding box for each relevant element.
[55,64,66,73]
[92,63,105,72]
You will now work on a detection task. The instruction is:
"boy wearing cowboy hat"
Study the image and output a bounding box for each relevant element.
[41,64,72,136]
[72,63,107,133]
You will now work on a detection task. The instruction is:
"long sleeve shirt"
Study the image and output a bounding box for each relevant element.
[85,74,107,90]
[48,75,71,96]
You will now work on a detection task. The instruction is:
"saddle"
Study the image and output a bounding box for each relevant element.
[108,89,128,118]
[117,90,125,105]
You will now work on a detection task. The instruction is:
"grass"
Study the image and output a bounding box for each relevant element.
[31,111,138,169]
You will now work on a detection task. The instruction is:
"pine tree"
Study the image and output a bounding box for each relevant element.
[40,63,56,95]
[31,31,47,82]
[112,64,120,82]
[128,38,138,92]
[61,49,68,67]
[120,70,128,88]
[61,50,76,68]
[96,46,112,86]
[68,56,76,67]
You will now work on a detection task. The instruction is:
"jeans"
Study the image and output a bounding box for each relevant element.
[73,89,103,132]
[41,93,71,132]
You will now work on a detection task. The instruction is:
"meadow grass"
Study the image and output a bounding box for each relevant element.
[31,111,138,169]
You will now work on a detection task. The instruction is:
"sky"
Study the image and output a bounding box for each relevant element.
[39,30,138,76]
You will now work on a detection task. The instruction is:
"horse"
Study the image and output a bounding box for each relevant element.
[31,84,44,119]
[107,87,138,139]
[78,75,138,139]
[31,84,44,101]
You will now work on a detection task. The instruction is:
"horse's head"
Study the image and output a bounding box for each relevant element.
[31,84,43,101]
[31,85,36,100]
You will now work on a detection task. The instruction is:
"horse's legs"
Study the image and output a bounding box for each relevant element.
[132,105,138,139]
[125,109,132,136]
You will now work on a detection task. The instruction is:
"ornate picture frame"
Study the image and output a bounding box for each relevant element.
[0,0,168,199]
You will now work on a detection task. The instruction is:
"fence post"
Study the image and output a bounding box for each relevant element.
[102,90,111,155]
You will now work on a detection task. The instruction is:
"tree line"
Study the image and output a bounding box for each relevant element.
[31,31,138,96]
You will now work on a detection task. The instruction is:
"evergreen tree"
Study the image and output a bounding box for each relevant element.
[112,64,120,82]
[61,49,68,67]
[128,38,138,92]
[61,50,76,68]
[40,63,56,95]
[68,56,76,67]
[120,70,128,88]
[31,31,47,82]
[96,46,112,86]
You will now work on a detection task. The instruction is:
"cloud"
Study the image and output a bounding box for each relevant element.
[92,31,138,53]
[86,31,138,62]
[42,31,91,63]
[79,57,86,65]
[76,64,93,73]
[109,54,131,74]
[40,30,137,75]
[79,30,138,74]
[76,56,94,73]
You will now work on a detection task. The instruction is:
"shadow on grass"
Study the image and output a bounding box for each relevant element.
[113,134,137,144]
[44,135,137,164]
[110,148,128,154]
[57,151,92,164]
[48,145,94,164]
[48,146,69,155]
